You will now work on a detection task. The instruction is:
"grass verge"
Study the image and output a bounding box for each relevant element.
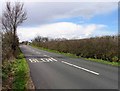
[85,58,120,66]
[31,45,120,67]
[2,51,34,90]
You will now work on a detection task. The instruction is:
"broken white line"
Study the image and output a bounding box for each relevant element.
[61,61,99,75]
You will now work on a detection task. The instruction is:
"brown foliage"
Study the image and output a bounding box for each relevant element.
[32,35,118,62]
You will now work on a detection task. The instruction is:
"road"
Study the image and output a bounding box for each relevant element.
[20,45,118,89]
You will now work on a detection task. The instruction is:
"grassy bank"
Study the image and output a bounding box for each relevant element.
[31,45,120,67]
[2,51,34,90]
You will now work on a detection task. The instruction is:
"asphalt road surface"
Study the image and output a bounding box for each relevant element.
[20,45,118,89]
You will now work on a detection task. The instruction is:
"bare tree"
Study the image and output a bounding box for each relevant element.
[2,2,27,57]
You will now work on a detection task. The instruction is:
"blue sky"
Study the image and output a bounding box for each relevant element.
[53,8,118,34]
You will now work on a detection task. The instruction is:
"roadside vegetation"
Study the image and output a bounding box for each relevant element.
[1,2,34,90]
[31,35,119,66]
[2,52,34,90]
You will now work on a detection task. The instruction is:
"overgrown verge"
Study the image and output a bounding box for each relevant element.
[31,44,120,67]
[2,52,35,90]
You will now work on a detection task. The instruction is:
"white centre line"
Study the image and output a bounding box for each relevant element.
[61,61,99,75]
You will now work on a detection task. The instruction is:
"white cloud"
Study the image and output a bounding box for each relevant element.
[17,22,107,41]
[2,0,119,2]
[18,2,117,26]
[1,1,117,41]
[1,2,117,26]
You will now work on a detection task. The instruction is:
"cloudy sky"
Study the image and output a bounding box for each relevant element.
[1,0,118,41]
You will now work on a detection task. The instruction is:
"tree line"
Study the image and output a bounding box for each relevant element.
[32,35,119,62]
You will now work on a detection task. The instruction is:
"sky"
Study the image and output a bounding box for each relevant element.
[1,0,119,42]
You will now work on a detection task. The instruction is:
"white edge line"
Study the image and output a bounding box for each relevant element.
[61,61,99,75]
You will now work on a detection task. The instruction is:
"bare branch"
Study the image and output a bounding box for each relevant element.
[2,2,27,58]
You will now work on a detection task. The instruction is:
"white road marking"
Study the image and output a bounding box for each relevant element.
[41,58,46,62]
[34,59,39,62]
[44,55,47,56]
[48,58,53,62]
[46,58,53,62]
[50,58,58,62]
[61,61,99,75]
[44,55,50,57]
[29,58,57,63]
[33,59,37,62]
[29,59,33,62]
[44,59,49,62]
[29,59,37,63]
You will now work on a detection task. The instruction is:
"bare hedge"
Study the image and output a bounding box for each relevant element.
[32,35,119,62]
[2,31,19,60]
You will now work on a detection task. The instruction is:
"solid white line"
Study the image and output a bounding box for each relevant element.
[50,58,58,61]
[61,61,99,75]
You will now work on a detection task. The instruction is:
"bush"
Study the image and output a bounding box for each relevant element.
[112,56,118,62]
[32,35,118,62]
[2,31,19,61]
